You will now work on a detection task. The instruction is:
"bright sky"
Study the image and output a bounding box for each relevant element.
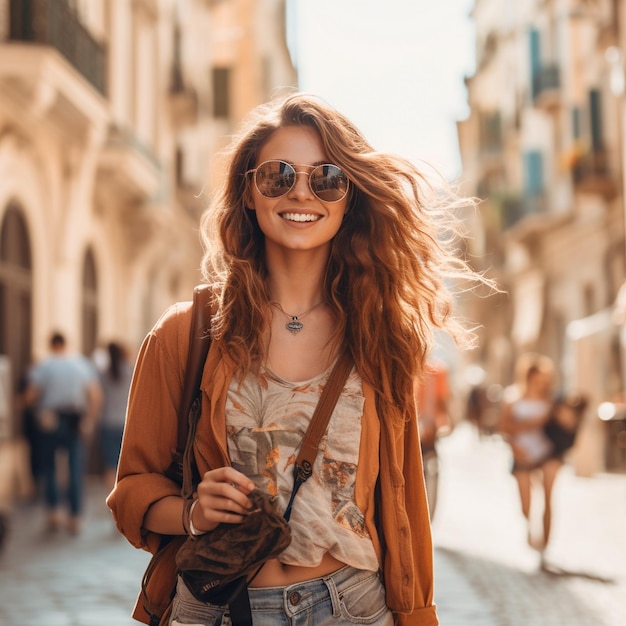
[286,0,475,181]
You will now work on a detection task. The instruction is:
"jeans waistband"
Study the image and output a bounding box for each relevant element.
[246,565,379,612]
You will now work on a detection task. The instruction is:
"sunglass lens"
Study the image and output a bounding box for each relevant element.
[310,165,349,202]
[255,161,295,198]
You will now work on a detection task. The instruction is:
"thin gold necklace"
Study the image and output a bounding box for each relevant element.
[271,301,324,335]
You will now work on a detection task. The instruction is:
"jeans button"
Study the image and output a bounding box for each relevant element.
[289,590,301,605]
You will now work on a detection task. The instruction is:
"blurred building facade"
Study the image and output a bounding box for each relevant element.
[458,0,626,474]
[0,0,296,433]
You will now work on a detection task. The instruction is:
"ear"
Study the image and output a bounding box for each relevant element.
[243,183,256,211]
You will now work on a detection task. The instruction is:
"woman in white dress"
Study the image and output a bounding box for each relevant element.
[499,353,557,551]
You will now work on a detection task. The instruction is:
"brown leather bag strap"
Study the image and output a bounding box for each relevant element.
[295,349,353,469]
[164,285,213,487]
[176,284,213,451]
[283,349,353,521]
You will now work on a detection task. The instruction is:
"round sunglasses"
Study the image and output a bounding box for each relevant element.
[246,160,349,203]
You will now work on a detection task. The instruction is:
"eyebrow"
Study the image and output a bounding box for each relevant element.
[281,160,329,168]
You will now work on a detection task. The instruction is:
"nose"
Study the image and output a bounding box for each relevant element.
[288,170,313,199]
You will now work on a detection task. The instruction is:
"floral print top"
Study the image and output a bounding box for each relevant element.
[225,363,379,571]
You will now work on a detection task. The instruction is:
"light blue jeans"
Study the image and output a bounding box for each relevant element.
[169,566,394,625]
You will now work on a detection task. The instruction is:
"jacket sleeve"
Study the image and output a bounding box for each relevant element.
[404,404,437,608]
[106,302,191,554]
[396,404,438,626]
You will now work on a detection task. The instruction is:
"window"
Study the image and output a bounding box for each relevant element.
[480,112,502,154]
[529,28,541,99]
[589,89,603,151]
[572,107,582,140]
[212,67,231,119]
[523,150,544,196]
[82,248,98,356]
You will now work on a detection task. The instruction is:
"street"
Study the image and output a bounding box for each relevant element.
[432,423,626,626]
[0,422,625,625]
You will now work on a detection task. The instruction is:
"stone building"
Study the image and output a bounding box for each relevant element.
[0,0,296,432]
[458,0,626,473]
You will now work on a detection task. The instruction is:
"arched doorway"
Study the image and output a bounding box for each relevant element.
[82,248,98,357]
[0,204,33,428]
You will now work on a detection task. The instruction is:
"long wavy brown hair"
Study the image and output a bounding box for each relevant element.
[200,92,483,416]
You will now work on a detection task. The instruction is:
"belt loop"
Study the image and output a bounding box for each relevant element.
[323,572,342,618]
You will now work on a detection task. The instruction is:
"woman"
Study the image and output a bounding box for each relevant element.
[499,353,556,551]
[98,341,133,493]
[108,93,482,625]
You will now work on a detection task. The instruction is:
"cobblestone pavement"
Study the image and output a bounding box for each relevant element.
[432,422,626,626]
[0,422,625,625]
[0,481,150,626]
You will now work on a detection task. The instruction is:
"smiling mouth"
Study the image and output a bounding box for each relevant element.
[280,212,321,223]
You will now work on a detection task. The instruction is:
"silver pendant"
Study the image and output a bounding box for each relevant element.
[286,318,303,334]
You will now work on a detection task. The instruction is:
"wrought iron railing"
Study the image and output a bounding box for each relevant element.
[8,0,106,95]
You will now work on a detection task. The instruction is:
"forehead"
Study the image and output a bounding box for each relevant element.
[256,125,327,165]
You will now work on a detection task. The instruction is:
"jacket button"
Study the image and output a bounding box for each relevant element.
[289,591,301,605]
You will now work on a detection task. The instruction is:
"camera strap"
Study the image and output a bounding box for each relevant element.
[283,349,353,521]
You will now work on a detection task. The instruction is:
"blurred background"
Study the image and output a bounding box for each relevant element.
[0,1,625,625]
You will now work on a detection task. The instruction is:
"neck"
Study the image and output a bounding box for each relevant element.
[269,284,325,316]
[265,249,328,313]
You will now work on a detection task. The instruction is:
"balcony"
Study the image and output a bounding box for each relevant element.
[532,64,561,110]
[571,149,618,198]
[0,0,108,134]
[8,0,106,95]
[478,111,504,173]
[97,125,162,204]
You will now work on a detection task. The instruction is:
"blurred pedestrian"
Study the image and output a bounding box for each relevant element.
[16,369,42,496]
[538,391,588,551]
[98,341,133,493]
[499,353,556,551]
[543,391,587,462]
[465,384,486,431]
[25,332,102,535]
[108,92,488,625]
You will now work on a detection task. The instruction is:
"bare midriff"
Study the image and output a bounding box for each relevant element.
[248,552,346,588]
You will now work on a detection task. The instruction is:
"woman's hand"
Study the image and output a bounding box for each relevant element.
[191,467,256,533]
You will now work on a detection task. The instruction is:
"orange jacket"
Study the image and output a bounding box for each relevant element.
[107,301,438,626]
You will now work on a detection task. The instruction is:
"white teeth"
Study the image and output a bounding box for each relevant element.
[281,212,321,222]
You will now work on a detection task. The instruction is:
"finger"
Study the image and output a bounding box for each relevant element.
[219,468,255,493]
[196,494,249,525]
[198,468,255,501]
[203,467,254,491]
[198,480,253,512]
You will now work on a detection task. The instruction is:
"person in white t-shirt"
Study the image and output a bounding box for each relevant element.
[26,332,102,534]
